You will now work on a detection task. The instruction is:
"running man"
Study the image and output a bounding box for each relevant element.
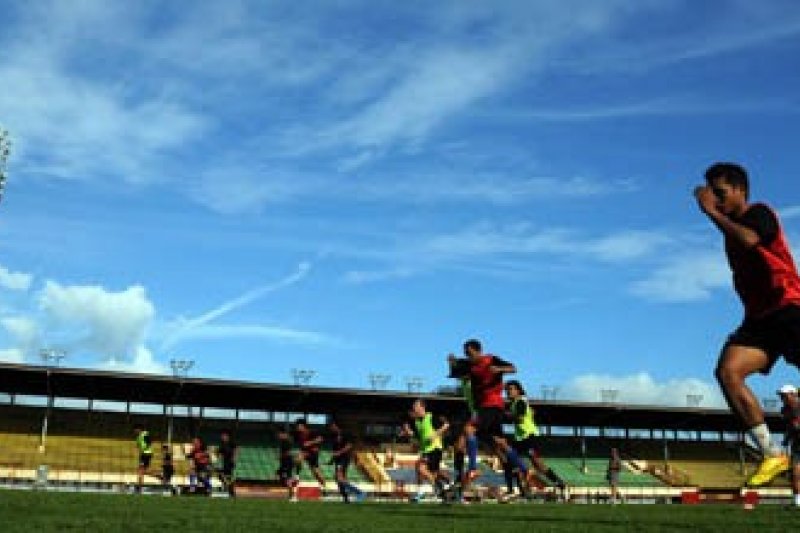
[779,384,800,507]
[187,436,212,494]
[401,399,451,502]
[694,162,800,486]
[276,428,300,502]
[452,339,528,494]
[504,380,568,497]
[294,418,326,488]
[447,354,478,499]
[160,444,176,495]
[133,424,154,493]
[218,429,238,497]
[606,448,622,504]
[327,419,365,503]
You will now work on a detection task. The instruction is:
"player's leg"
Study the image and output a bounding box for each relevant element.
[715,344,788,485]
[530,448,567,490]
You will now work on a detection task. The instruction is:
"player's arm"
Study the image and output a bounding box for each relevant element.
[694,187,773,249]
[489,356,516,375]
[434,416,450,438]
[513,401,526,424]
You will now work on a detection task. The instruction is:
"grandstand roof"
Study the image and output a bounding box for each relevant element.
[0,363,784,432]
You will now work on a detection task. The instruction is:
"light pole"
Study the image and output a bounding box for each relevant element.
[291,368,317,387]
[405,376,424,394]
[369,373,391,391]
[600,389,619,404]
[168,359,194,446]
[686,394,704,408]
[541,385,560,401]
[38,348,67,453]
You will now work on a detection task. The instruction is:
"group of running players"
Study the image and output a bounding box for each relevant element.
[132,162,800,504]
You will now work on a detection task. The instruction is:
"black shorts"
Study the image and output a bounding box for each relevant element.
[139,454,152,468]
[512,436,540,459]
[333,457,351,474]
[162,466,174,481]
[475,407,505,442]
[421,449,443,473]
[726,305,800,373]
[302,451,320,469]
[278,456,295,482]
[221,462,235,477]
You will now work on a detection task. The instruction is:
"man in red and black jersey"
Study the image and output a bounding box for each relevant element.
[327,420,365,503]
[695,162,800,486]
[456,338,528,492]
[294,418,326,488]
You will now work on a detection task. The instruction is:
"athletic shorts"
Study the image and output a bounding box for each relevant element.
[139,454,153,468]
[221,462,235,477]
[421,449,443,473]
[512,436,540,460]
[726,305,800,373]
[277,456,295,483]
[333,456,351,473]
[475,407,505,441]
[162,466,174,481]
[303,451,320,469]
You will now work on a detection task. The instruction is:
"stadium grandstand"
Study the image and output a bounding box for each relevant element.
[0,362,791,503]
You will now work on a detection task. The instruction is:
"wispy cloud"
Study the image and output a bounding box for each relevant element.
[629,252,730,303]
[160,261,313,350]
[171,323,343,348]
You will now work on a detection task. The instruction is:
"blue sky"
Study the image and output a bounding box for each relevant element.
[2,0,800,408]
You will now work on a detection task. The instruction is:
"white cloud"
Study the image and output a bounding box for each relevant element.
[629,252,730,303]
[420,224,670,264]
[781,205,800,220]
[0,348,25,364]
[0,265,33,291]
[563,372,726,408]
[38,281,155,365]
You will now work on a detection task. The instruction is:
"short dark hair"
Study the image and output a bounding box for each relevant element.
[295,418,307,427]
[705,162,749,198]
[413,398,426,409]
[463,339,482,353]
[505,379,525,395]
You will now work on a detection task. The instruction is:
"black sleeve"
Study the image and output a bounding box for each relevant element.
[513,401,527,419]
[490,356,512,367]
[432,416,448,430]
[144,434,152,446]
[739,204,779,245]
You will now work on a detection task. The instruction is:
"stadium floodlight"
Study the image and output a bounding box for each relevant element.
[0,127,10,203]
[169,359,195,378]
[39,348,67,368]
[541,385,560,401]
[369,373,391,391]
[600,389,619,404]
[762,398,778,412]
[405,376,424,394]
[686,394,704,408]
[291,368,316,387]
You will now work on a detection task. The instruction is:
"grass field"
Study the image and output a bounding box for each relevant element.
[2,490,800,532]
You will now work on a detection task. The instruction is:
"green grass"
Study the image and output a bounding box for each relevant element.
[2,490,800,532]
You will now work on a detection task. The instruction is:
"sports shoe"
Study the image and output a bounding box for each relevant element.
[747,454,790,487]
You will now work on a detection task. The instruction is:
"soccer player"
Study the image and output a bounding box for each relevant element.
[218,429,238,497]
[133,424,154,493]
[294,418,326,488]
[447,354,478,496]
[606,448,622,504]
[187,436,212,494]
[160,444,176,495]
[694,162,800,486]
[400,398,451,502]
[452,339,528,494]
[276,428,300,502]
[778,384,800,507]
[327,419,365,503]
[504,380,567,497]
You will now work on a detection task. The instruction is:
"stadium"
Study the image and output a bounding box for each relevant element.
[1,361,798,531]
